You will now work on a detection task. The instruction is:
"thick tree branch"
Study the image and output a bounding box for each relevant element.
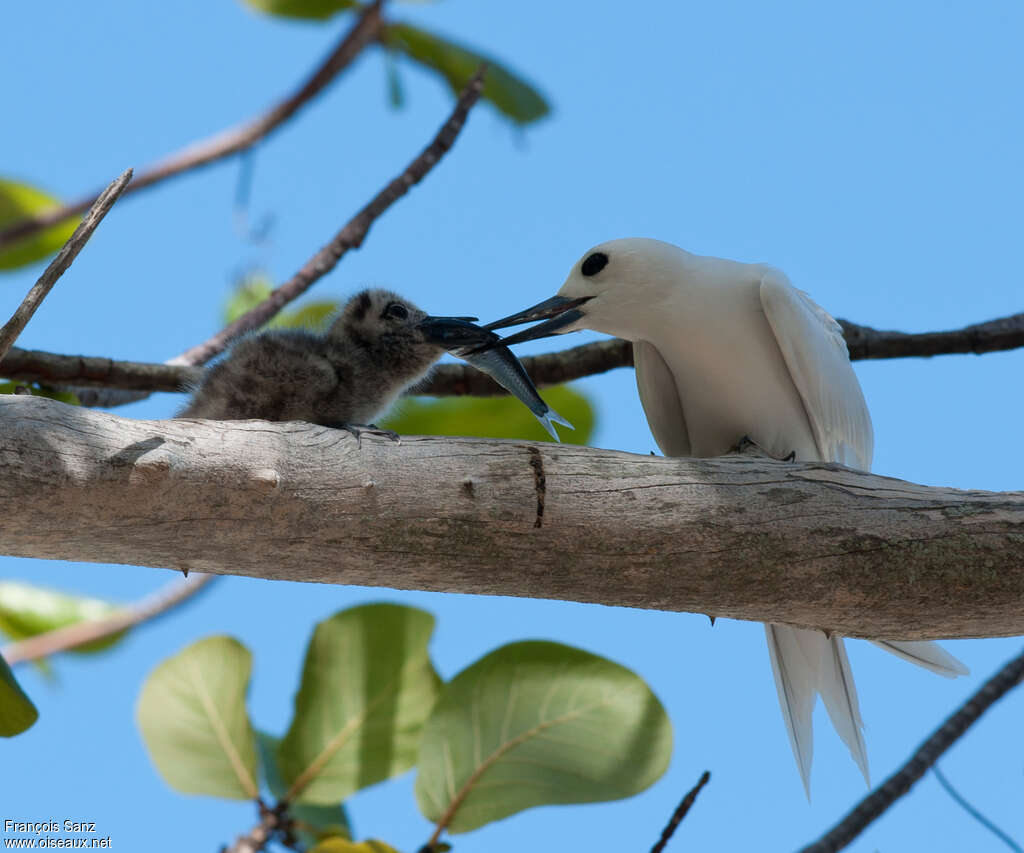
[797,646,1024,853]
[3,396,1022,641]
[0,169,132,362]
[172,65,486,368]
[4,311,1022,397]
[0,5,383,250]
[1,572,214,667]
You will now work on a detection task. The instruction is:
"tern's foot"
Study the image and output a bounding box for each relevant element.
[331,422,401,448]
[730,435,796,462]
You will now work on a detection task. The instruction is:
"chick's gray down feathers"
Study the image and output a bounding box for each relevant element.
[179,289,441,426]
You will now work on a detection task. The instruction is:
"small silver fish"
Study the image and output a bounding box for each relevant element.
[417,317,573,441]
[455,342,573,441]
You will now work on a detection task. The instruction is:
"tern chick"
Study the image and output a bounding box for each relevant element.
[179,288,478,440]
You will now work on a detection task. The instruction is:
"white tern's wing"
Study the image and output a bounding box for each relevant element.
[759,270,874,470]
[871,640,970,677]
[633,339,691,456]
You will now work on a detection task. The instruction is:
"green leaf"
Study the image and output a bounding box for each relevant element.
[0,382,80,406]
[239,0,358,20]
[257,732,353,846]
[0,178,79,271]
[223,274,337,332]
[383,23,549,124]
[415,641,673,833]
[0,654,39,737]
[309,840,400,853]
[278,604,441,804]
[137,636,260,800]
[0,581,126,654]
[382,384,595,444]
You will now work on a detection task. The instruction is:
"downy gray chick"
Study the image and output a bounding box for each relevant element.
[179,289,475,437]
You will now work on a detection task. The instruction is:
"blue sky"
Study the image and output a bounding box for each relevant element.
[2,1,1023,851]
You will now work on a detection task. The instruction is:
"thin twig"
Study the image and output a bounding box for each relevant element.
[0,346,201,391]
[932,764,1023,853]
[796,646,1024,853]
[224,802,284,853]
[1,573,215,666]
[0,4,383,251]
[172,64,487,368]
[5,307,1024,398]
[0,169,132,362]
[650,771,711,853]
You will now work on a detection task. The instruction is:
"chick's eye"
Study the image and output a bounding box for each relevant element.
[385,303,409,320]
[581,252,608,277]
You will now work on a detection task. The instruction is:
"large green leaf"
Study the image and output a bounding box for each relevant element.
[257,732,353,847]
[278,604,441,804]
[415,641,673,833]
[0,581,126,654]
[310,841,400,853]
[382,384,595,444]
[224,275,338,332]
[0,178,79,271]
[383,23,549,124]
[240,0,358,19]
[0,654,38,737]
[137,636,260,800]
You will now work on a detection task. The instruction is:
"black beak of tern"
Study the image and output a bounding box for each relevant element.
[417,316,494,351]
[476,295,592,349]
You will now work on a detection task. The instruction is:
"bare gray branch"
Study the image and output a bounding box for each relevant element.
[0,4,383,250]
[0,169,132,362]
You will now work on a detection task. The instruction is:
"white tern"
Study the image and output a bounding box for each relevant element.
[484,237,968,794]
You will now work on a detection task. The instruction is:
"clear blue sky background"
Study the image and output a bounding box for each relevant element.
[2,1,1023,851]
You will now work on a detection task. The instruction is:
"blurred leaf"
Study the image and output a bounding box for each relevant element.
[416,641,673,833]
[383,384,594,444]
[278,604,441,804]
[309,840,400,853]
[224,275,337,332]
[0,382,81,405]
[0,654,38,737]
[257,732,353,846]
[137,636,260,800]
[239,0,358,19]
[383,23,549,124]
[0,581,126,653]
[0,178,79,271]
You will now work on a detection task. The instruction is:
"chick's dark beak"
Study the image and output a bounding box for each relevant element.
[417,316,495,351]
[478,295,592,348]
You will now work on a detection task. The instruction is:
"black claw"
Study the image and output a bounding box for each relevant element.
[331,423,401,447]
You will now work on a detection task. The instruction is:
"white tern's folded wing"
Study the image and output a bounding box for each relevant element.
[871,640,970,677]
[759,270,874,470]
[633,339,692,456]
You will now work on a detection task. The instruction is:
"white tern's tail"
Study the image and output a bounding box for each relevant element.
[766,625,969,795]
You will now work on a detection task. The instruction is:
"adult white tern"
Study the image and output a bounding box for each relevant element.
[484,237,968,794]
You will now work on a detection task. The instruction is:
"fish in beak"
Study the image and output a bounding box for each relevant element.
[416,315,573,441]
